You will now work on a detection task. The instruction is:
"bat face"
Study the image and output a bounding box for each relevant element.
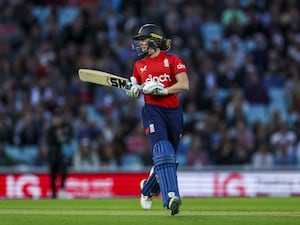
[107,76,129,89]
[78,69,130,90]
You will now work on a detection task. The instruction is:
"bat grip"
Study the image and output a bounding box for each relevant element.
[125,83,132,90]
[125,83,145,91]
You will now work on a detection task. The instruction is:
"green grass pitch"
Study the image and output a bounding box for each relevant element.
[0,197,299,225]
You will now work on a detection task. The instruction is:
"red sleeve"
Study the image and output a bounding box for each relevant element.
[133,62,142,84]
[171,54,187,75]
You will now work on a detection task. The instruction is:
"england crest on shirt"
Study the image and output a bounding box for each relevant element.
[163,58,169,67]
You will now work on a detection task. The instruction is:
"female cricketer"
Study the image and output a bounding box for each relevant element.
[126,23,189,216]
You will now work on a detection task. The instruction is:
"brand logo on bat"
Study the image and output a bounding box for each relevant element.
[108,77,128,89]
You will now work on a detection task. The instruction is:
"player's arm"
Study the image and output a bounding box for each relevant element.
[143,72,189,95]
[165,72,189,94]
[126,64,142,98]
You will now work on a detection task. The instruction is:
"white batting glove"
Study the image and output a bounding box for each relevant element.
[142,81,164,94]
[153,85,168,95]
[126,76,140,98]
[142,81,168,95]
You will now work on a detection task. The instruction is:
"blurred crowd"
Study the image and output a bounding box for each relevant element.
[0,0,300,171]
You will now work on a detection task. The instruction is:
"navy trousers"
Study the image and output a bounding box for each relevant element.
[141,103,183,151]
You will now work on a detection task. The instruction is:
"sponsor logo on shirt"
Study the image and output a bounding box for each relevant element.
[177,63,186,69]
[145,73,171,83]
[140,65,147,72]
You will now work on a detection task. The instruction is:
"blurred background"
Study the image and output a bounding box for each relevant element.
[0,0,300,198]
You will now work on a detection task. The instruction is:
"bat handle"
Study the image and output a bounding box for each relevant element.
[125,83,132,90]
[125,83,145,91]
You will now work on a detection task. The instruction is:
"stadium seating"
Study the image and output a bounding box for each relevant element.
[57,7,80,28]
[121,153,143,171]
[246,104,268,125]
[22,145,39,164]
[85,104,104,127]
[200,22,223,50]
[267,88,288,121]
[4,145,38,165]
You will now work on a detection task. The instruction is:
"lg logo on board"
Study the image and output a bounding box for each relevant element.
[6,175,41,198]
[213,173,246,197]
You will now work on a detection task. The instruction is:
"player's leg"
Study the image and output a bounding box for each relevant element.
[50,163,57,198]
[141,105,181,214]
[58,162,72,199]
[139,166,159,210]
[141,166,160,197]
[60,163,67,190]
[141,161,179,198]
[153,140,181,215]
[164,107,183,215]
[140,105,166,209]
[155,108,183,215]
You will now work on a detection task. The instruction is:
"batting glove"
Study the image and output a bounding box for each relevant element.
[142,81,168,95]
[126,76,140,98]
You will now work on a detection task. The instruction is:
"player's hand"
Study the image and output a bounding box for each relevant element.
[126,76,140,98]
[142,81,168,95]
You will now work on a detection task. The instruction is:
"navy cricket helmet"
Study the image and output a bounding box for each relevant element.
[132,24,171,56]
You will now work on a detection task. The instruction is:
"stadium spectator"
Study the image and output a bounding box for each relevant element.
[215,137,236,165]
[252,122,270,148]
[0,113,13,144]
[209,121,229,162]
[296,138,300,166]
[250,33,268,74]
[225,88,249,124]
[284,65,300,114]
[0,142,15,166]
[269,122,297,166]
[287,34,300,64]
[267,109,285,133]
[46,108,73,199]
[243,68,269,105]
[98,142,118,170]
[33,143,49,168]
[185,134,211,168]
[274,142,295,166]
[73,136,100,171]
[229,119,254,153]
[207,37,225,68]
[251,141,274,169]
[125,121,150,164]
[221,0,246,37]
[13,111,41,146]
[262,61,286,90]
[77,119,102,146]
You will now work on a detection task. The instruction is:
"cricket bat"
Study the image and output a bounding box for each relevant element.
[78,69,130,90]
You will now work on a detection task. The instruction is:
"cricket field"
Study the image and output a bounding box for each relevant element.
[0,197,299,225]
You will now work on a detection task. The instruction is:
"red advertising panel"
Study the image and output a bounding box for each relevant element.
[0,172,148,199]
[1,171,300,198]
